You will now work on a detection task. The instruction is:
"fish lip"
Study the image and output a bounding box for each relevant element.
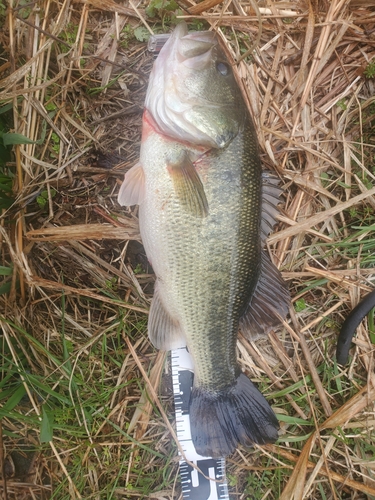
[180,26,217,55]
[182,30,216,44]
[172,21,189,39]
[175,24,217,67]
[177,39,215,62]
[172,21,216,45]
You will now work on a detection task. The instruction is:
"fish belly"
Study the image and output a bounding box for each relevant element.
[139,120,262,391]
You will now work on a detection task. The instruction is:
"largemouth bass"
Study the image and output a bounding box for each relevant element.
[118,22,290,457]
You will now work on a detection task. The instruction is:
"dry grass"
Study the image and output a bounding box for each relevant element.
[0,0,375,498]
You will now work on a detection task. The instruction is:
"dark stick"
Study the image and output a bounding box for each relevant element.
[336,289,375,365]
[0,421,9,500]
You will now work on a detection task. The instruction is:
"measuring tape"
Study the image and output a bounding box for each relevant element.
[171,348,230,500]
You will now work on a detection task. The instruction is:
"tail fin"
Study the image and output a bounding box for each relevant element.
[190,373,279,457]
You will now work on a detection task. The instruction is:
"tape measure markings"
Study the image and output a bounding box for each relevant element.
[171,347,230,500]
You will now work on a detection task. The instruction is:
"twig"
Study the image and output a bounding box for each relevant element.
[15,16,71,47]
[285,310,333,417]
[0,421,8,500]
[268,186,375,244]
[28,276,149,313]
[266,438,375,497]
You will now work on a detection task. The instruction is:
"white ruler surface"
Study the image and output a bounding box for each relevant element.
[171,347,230,500]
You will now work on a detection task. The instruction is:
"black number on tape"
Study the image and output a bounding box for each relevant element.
[178,370,194,413]
[181,459,226,500]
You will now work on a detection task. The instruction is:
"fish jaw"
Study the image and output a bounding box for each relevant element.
[145,21,244,149]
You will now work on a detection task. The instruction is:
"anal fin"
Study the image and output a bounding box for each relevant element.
[148,282,186,351]
[240,250,290,340]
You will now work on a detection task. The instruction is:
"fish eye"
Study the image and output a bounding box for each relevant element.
[216,61,230,76]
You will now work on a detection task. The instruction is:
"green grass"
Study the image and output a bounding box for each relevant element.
[1,302,177,499]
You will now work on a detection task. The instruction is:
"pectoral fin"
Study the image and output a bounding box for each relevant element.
[117,162,145,207]
[168,154,208,218]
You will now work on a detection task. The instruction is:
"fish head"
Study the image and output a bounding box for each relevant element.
[145,22,244,149]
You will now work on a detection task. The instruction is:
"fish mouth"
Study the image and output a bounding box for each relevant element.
[172,21,216,45]
[174,23,217,70]
[152,22,217,77]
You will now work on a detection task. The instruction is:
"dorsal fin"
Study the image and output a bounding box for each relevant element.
[240,173,289,340]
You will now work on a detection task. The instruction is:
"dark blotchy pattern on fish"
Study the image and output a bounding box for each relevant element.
[139,115,285,456]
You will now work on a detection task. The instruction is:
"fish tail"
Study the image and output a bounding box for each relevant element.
[190,373,279,458]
